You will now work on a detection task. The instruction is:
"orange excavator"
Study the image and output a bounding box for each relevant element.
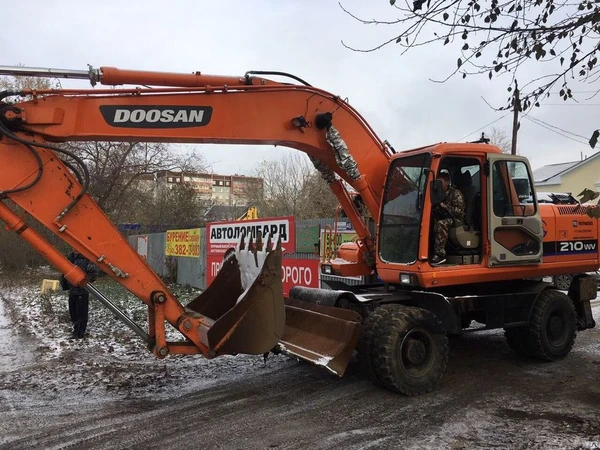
[0,64,597,395]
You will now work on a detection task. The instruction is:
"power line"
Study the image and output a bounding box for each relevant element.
[523,116,589,145]
[456,113,511,142]
[526,115,590,140]
[524,116,588,145]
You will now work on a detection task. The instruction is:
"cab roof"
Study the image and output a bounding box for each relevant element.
[393,142,504,157]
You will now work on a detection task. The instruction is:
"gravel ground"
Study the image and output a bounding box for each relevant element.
[0,275,599,450]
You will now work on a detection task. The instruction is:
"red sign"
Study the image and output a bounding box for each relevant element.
[206,255,319,296]
[281,258,320,296]
[206,217,295,256]
[206,254,226,285]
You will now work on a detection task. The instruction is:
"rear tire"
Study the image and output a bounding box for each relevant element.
[371,305,449,395]
[527,289,576,361]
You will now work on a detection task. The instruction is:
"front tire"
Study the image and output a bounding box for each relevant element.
[371,305,449,395]
[357,307,391,385]
[527,289,576,361]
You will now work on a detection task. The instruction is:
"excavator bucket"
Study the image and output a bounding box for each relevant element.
[186,237,285,355]
[279,298,362,377]
[186,236,362,376]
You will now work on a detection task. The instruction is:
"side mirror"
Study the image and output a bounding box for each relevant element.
[430,179,444,205]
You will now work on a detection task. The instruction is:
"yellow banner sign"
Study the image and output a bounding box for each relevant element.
[165,228,201,258]
[320,230,358,259]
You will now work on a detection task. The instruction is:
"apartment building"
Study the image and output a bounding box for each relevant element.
[154,170,263,205]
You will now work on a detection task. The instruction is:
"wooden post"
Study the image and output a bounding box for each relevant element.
[511,83,519,155]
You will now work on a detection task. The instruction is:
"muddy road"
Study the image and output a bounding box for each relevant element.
[0,298,37,373]
[0,288,599,449]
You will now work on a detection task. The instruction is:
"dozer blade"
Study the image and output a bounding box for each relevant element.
[186,238,285,356]
[278,298,362,377]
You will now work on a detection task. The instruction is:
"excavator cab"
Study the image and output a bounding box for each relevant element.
[377,148,543,271]
[438,157,484,265]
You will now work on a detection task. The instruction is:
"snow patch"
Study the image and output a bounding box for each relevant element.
[0,277,293,404]
[316,356,333,365]
[235,232,276,304]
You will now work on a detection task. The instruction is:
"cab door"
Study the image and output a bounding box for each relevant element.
[487,154,544,266]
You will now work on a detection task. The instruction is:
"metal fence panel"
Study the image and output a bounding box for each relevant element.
[199,231,207,289]
[291,218,334,261]
[147,233,168,278]
[127,235,137,250]
[176,256,203,289]
[129,229,206,288]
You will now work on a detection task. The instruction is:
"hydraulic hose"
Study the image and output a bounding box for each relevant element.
[0,92,90,218]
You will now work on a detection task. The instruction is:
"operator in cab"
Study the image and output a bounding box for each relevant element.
[431,172,466,266]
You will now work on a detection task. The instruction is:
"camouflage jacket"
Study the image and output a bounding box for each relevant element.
[437,186,466,224]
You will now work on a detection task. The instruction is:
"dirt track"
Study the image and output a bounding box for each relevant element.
[1,307,599,449]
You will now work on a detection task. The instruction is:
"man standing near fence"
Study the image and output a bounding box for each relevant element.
[62,251,98,339]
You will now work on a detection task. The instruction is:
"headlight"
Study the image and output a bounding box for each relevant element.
[400,273,411,284]
[322,264,333,275]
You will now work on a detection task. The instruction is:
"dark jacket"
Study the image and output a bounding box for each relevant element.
[63,252,98,295]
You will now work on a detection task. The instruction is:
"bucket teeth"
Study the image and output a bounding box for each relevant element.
[186,235,285,355]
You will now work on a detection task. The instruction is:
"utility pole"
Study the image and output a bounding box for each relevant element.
[511,82,519,155]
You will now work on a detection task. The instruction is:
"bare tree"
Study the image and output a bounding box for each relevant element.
[204,204,251,222]
[487,127,512,153]
[138,182,215,231]
[341,1,600,147]
[245,153,338,219]
[298,171,341,218]
[0,70,59,100]
[62,141,207,221]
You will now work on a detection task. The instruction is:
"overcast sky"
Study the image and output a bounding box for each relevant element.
[2,1,597,174]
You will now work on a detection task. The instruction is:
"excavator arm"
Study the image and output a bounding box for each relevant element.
[0,65,389,375]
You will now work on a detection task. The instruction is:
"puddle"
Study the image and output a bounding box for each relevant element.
[0,297,36,372]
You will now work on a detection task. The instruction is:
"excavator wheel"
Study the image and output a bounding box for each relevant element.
[357,307,392,386]
[370,304,449,395]
[525,289,577,361]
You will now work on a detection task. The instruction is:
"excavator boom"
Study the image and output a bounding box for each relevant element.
[0,64,379,375]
